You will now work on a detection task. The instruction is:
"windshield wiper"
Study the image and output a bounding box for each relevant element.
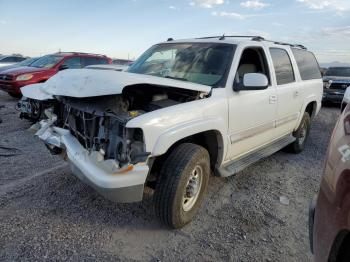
[164,76,188,82]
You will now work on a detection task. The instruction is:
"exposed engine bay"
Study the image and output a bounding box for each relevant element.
[51,85,206,167]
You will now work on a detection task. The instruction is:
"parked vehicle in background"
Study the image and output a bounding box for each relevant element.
[0,55,27,67]
[112,58,133,66]
[0,57,39,73]
[309,87,350,261]
[16,52,112,120]
[0,52,111,98]
[323,67,350,104]
[22,36,322,228]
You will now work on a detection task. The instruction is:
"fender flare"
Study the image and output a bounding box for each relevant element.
[294,95,319,130]
[151,117,226,158]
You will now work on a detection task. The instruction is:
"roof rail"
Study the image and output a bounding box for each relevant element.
[55,52,107,57]
[196,35,263,40]
[195,35,307,50]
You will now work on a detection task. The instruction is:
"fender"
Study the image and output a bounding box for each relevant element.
[294,93,320,130]
[151,117,226,156]
[21,83,53,101]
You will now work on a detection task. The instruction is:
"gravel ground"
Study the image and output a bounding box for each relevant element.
[0,90,340,261]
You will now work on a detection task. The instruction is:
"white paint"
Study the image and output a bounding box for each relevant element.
[32,38,323,195]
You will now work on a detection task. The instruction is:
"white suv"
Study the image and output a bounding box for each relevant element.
[22,36,323,228]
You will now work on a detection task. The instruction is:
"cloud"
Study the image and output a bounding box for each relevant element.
[240,0,270,9]
[296,0,350,12]
[212,11,253,19]
[212,11,284,20]
[190,0,225,8]
[321,26,350,38]
[169,5,179,10]
[0,20,7,25]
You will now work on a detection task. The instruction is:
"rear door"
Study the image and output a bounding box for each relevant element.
[268,47,302,136]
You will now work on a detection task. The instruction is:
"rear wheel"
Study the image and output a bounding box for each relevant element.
[153,143,210,229]
[286,112,311,154]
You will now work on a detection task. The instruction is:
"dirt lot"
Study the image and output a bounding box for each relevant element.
[0,90,340,261]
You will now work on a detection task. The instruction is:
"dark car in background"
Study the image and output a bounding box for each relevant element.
[323,67,350,104]
[0,55,27,67]
[0,57,39,73]
[310,89,350,261]
[0,52,112,98]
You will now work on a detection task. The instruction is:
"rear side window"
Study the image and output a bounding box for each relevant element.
[81,57,108,67]
[292,49,321,80]
[62,57,82,69]
[270,48,295,85]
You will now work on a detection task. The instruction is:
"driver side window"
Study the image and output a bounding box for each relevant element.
[235,47,270,85]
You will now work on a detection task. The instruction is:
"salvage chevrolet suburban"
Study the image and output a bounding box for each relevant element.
[22,36,323,228]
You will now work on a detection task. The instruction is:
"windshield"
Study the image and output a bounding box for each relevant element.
[30,55,63,69]
[128,43,235,87]
[325,67,350,77]
[18,57,38,66]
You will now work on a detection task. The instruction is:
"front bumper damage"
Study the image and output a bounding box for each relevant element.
[36,114,149,203]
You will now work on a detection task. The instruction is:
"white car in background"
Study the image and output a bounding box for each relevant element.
[0,55,27,67]
[341,87,350,112]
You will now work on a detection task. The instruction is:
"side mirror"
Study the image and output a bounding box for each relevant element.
[341,87,350,112]
[234,73,269,91]
[58,64,69,71]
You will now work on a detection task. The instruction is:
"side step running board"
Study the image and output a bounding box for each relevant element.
[217,134,296,177]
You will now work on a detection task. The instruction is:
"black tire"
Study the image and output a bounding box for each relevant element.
[154,143,210,229]
[286,112,311,154]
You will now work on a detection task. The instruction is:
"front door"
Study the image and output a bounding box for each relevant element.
[226,46,277,161]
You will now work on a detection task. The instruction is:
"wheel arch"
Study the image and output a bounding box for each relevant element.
[149,130,224,179]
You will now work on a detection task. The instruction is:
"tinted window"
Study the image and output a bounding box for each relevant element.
[62,57,81,69]
[128,43,236,87]
[292,49,321,80]
[15,57,26,62]
[81,57,108,67]
[0,57,19,63]
[270,48,295,85]
[31,55,63,68]
[325,67,350,77]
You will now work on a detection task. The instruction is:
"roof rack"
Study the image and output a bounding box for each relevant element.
[55,52,107,57]
[195,35,307,50]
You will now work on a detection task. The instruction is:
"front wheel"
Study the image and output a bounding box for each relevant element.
[286,112,311,154]
[153,143,210,229]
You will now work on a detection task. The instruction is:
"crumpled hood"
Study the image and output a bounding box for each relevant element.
[22,69,211,99]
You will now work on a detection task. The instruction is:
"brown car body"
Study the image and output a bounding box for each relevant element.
[310,104,350,261]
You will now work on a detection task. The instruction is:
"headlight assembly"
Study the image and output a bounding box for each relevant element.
[16,74,33,81]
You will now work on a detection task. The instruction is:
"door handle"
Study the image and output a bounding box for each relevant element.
[269,95,277,104]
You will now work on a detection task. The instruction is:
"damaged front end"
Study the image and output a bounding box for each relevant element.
[37,95,152,203]
[35,84,205,203]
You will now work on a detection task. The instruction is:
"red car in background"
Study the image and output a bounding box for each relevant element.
[310,89,350,261]
[0,52,112,98]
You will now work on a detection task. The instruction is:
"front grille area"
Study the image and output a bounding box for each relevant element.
[0,74,14,81]
[329,82,350,90]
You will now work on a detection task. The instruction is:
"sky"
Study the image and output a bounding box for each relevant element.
[0,0,349,63]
